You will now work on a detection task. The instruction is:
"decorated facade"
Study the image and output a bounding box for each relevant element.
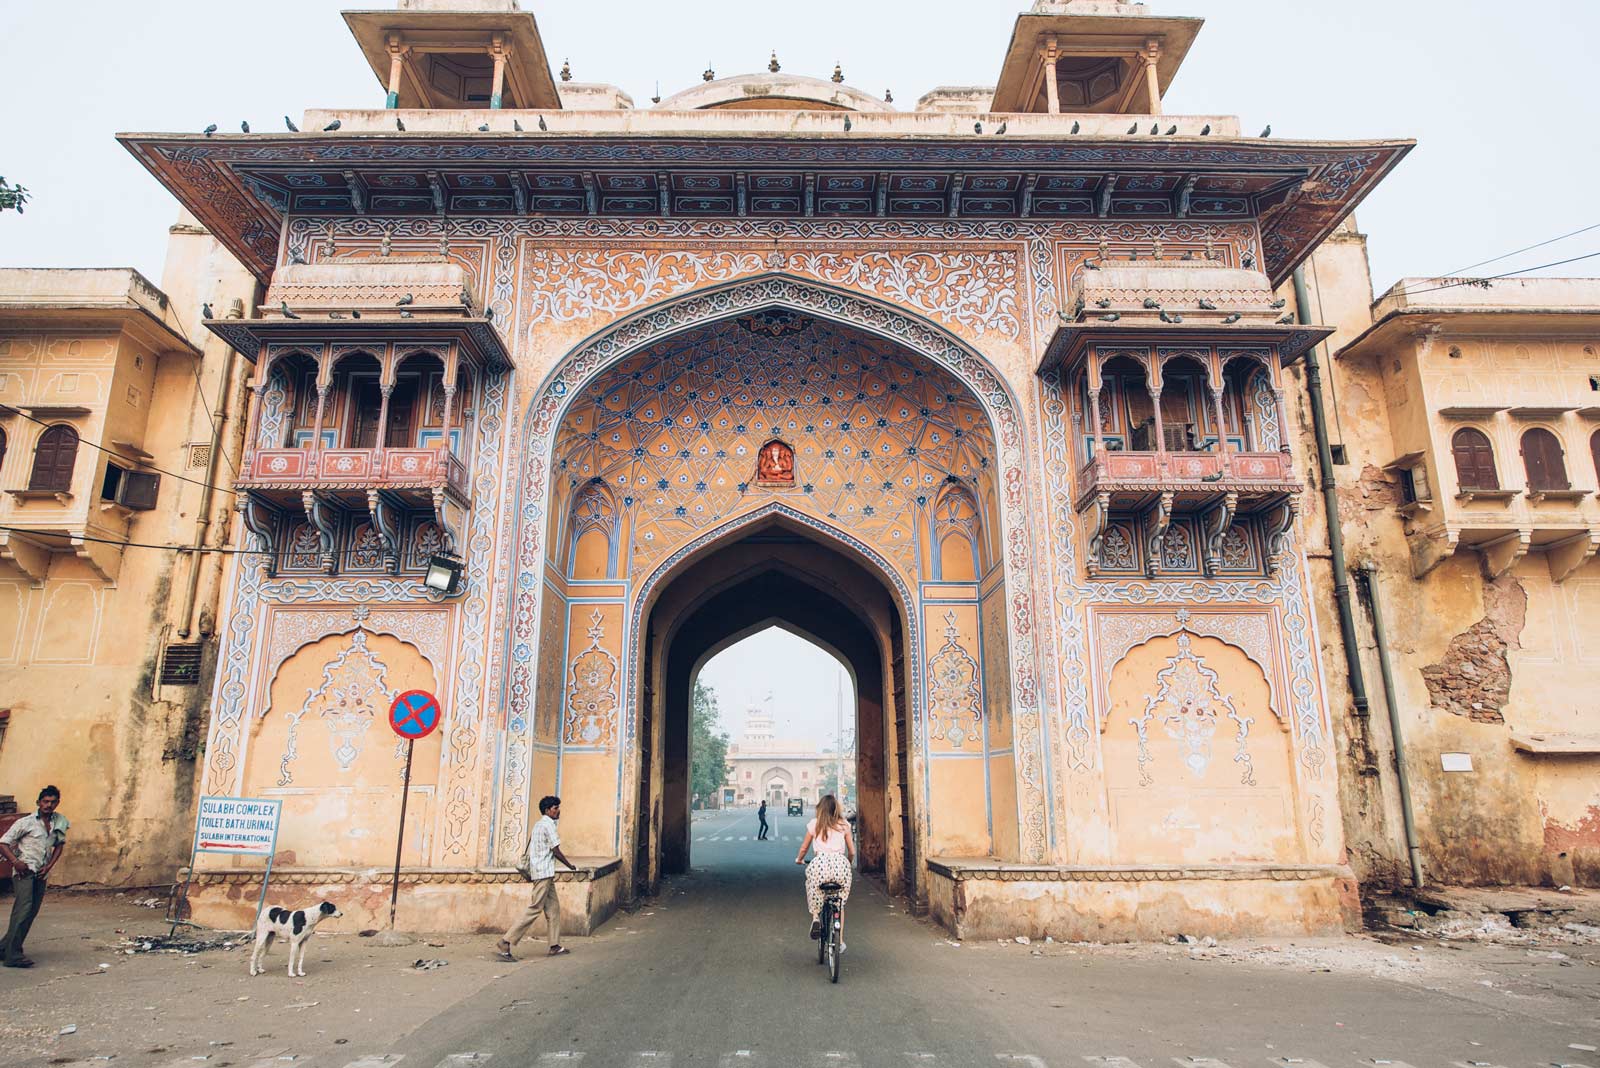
[104,0,1419,938]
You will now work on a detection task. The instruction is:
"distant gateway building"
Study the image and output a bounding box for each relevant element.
[98,0,1418,938]
[721,709,847,809]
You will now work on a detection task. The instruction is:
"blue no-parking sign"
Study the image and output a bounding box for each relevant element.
[389,689,442,740]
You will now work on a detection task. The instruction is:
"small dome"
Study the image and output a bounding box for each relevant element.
[655,73,894,113]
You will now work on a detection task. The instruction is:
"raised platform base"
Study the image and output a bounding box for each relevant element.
[180,858,622,935]
[926,859,1359,941]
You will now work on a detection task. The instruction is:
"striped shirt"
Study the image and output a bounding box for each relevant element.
[523,815,562,880]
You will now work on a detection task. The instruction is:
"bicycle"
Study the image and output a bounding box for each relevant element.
[816,880,844,983]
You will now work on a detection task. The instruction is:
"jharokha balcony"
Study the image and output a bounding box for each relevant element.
[206,258,509,576]
[1038,259,1332,578]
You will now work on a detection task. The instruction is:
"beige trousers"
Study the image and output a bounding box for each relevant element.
[503,877,562,947]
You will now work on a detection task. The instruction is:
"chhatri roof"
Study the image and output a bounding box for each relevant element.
[117,0,1411,286]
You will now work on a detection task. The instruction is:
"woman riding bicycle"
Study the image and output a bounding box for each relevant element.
[795,793,854,942]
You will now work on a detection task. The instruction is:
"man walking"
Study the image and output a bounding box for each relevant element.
[495,795,576,960]
[0,786,68,968]
[757,799,770,841]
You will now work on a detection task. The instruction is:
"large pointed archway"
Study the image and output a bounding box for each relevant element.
[493,275,1049,904]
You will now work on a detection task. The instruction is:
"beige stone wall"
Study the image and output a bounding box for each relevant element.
[0,235,257,886]
[1299,232,1600,889]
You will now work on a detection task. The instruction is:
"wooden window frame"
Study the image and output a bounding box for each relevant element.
[1450,426,1500,491]
[28,423,80,493]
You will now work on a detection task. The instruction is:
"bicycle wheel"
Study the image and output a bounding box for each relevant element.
[828,913,841,983]
[817,899,828,965]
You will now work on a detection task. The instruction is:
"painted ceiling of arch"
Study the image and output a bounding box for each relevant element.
[550,313,998,582]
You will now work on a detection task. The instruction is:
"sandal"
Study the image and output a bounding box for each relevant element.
[548,945,571,956]
[493,941,515,962]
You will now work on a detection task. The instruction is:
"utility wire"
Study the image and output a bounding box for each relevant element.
[188,359,241,480]
[1,403,239,497]
[1442,221,1600,277]
[1394,250,1600,299]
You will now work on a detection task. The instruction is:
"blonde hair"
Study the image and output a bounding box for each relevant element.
[813,794,847,843]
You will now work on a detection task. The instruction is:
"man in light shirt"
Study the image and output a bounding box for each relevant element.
[495,795,577,960]
[0,785,69,969]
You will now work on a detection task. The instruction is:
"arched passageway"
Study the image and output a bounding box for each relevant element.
[644,520,903,891]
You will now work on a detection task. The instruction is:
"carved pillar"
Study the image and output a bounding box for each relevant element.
[385,36,407,109]
[1148,384,1165,455]
[312,384,329,454]
[1143,39,1163,116]
[245,383,266,454]
[1043,37,1061,115]
[375,384,393,453]
[1210,386,1229,452]
[440,348,460,447]
[489,36,508,110]
[1087,387,1105,457]
[1273,388,1291,453]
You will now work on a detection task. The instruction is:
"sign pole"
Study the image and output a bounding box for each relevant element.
[387,738,415,932]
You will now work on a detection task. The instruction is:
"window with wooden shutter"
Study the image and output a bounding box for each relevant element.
[0,426,7,481]
[1451,427,1499,490]
[1520,427,1569,491]
[1591,430,1600,487]
[28,424,79,492]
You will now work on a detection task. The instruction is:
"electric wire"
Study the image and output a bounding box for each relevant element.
[1396,250,1600,299]
[1,403,239,497]
[0,522,449,566]
[1441,221,1600,277]
[188,358,241,480]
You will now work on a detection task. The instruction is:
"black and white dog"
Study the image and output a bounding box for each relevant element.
[249,901,342,977]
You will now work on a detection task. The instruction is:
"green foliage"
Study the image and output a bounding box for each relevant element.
[689,680,730,804]
[819,761,856,802]
[0,177,29,214]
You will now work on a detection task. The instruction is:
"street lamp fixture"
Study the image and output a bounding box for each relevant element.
[423,553,465,595]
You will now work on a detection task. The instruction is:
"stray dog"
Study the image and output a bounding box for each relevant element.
[249,901,342,977]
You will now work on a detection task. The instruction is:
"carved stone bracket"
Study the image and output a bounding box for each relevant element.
[1201,491,1239,577]
[1546,529,1600,585]
[1479,528,1531,581]
[1407,526,1459,579]
[239,494,282,577]
[301,491,341,575]
[1143,491,1174,578]
[0,531,51,588]
[430,486,460,554]
[366,489,404,575]
[1084,490,1111,578]
[1261,494,1298,575]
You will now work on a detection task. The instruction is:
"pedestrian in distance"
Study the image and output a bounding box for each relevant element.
[795,793,854,945]
[757,799,769,840]
[496,795,578,960]
[0,785,69,968]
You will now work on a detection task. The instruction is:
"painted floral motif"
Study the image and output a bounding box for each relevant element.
[286,524,323,572]
[348,524,385,571]
[1249,368,1281,450]
[1099,524,1137,571]
[565,610,619,746]
[1132,634,1255,786]
[521,248,767,324]
[1220,527,1254,570]
[280,631,395,785]
[787,250,1023,340]
[1160,522,1196,572]
[927,610,983,747]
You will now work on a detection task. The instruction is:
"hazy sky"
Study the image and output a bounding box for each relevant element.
[699,629,854,749]
[3,1,1595,743]
[2,1,1597,290]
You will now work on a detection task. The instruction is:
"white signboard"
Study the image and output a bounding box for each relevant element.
[194,796,282,856]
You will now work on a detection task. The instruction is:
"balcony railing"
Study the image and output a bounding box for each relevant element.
[1076,448,1299,509]
[239,445,469,499]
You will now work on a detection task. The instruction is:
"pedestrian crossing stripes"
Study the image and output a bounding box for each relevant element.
[297,1051,1579,1068]
[695,835,797,842]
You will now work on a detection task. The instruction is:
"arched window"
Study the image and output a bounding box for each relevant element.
[931,482,983,580]
[28,424,79,492]
[567,479,619,580]
[1591,429,1600,486]
[1450,427,1499,490]
[0,425,7,478]
[1520,427,1569,491]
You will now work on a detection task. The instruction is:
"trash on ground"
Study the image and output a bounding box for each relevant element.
[412,958,449,971]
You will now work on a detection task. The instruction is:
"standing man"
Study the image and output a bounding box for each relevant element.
[495,795,576,960]
[0,786,68,969]
[757,799,770,841]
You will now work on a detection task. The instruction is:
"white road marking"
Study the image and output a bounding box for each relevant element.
[1271,1061,1335,1068]
[440,1057,494,1068]
[1450,1062,1513,1068]
[1173,1060,1236,1068]
[628,1054,673,1068]
[740,836,750,841]
[1085,1059,1142,1068]
[340,1058,404,1068]
[534,1056,580,1066]
[718,1052,769,1068]
[903,1055,939,1066]
[997,1056,1048,1068]
[809,1054,861,1068]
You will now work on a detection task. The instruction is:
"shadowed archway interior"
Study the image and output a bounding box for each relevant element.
[644,519,907,895]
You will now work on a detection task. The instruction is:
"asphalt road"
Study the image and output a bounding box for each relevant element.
[386,806,1598,1067]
